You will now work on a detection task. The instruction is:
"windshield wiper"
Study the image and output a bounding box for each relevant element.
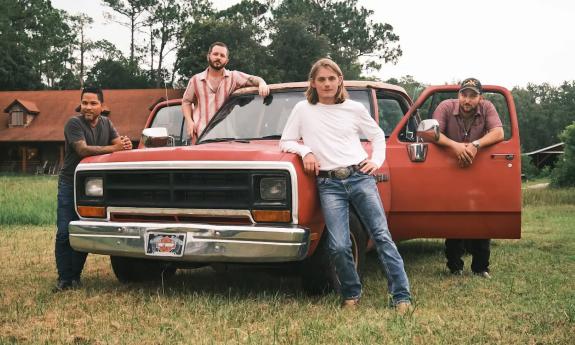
[245,135,282,140]
[198,137,250,144]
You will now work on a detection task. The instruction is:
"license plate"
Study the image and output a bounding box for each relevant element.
[145,232,186,257]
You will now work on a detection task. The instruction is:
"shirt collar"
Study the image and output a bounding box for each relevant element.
[199,67,231,81]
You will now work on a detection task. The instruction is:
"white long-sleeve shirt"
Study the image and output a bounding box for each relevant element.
[279,99,386,171]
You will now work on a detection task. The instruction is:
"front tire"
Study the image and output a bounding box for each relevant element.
[110,256,176,283]
[301,214,367,295]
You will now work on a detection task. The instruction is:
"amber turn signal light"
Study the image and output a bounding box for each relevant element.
[77,206,106,218]
[251,210,291,223]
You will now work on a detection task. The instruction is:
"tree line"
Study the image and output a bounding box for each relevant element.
[1,0,574,173]
[0,0,400,89]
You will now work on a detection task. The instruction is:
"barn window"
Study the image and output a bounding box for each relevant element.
[10,110,24,126]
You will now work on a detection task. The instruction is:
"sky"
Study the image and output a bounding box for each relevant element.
[51,0,575,89]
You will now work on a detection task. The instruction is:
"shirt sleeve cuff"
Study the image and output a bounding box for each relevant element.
[299,147,312,159]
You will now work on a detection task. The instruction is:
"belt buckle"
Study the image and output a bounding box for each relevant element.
[333,167,351,179]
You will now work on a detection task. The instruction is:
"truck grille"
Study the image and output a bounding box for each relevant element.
[76,169,291,210]
[106,170,250,208]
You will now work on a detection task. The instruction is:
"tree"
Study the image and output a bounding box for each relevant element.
[550,122,575,187]
[513,82,575,153]
[216,0,270,36]
[175,0,403,84]
[68,13,94,88]
[0,0,74,90]
[271,0,402,79]
[102,0,155,66]
[386,75,426,100]
[176,12,271,84]
[145,0,184,87]
[268,17,330,82]
[142,0,214,86]
[85,58,151,89]
[90,40,126,62]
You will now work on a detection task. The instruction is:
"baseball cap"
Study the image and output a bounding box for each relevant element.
[459,78,482,94]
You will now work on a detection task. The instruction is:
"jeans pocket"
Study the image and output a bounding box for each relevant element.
[352,171,371,181]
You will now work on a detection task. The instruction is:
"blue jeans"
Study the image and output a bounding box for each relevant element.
[55,178,87,282]
[317,172,411,305]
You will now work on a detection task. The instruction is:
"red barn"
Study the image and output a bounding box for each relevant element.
[0,89,183,174]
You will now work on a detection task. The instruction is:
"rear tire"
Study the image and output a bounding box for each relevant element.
[301,214,367,295]
[110,256,176,283]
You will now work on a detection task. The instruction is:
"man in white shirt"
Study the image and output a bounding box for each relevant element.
[280,58,411,312]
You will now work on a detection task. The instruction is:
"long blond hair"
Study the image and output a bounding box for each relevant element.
[305,58,348,104]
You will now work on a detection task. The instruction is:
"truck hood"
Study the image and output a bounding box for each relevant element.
[80,141,298,165]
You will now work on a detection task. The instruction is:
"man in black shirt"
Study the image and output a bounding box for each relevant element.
[54,87,132,292]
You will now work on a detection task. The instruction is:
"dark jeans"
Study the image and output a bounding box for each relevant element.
[55,178,87,282]
[445,239,490,273]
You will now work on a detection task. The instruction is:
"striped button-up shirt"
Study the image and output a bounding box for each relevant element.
[182,68,254,135]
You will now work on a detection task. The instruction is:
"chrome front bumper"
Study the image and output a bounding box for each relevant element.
[69,220,310,263]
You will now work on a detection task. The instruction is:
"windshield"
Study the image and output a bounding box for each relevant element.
[199,89,371,143]
[149,89,372,146]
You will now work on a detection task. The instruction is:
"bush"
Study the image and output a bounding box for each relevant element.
[521,154,539,180]
[550,122,575,187]
[538,165,553,178]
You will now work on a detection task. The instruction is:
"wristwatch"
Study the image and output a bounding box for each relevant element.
[472,140,480,149]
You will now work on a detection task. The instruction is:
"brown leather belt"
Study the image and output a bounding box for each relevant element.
[317,165,361,179]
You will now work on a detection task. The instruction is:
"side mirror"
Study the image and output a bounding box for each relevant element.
[416,119,440,142]
[141,127,174,148]
[407,142,428,162]
[407,119,440,163]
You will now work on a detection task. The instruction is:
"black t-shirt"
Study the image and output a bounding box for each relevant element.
[59,114,119,184]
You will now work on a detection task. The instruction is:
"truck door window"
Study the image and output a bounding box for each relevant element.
[482,93,512,140]
[399,90,512,142]
[348,89,373,116]
[149,105,186,145]
[375,91,409,137]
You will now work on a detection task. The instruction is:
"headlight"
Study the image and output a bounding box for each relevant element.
[85,177,103,197]
[259,177,286,201]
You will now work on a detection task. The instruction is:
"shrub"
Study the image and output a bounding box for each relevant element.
[550,122,575,187]
[521,154,539,180]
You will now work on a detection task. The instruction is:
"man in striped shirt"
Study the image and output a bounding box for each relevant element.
[182,41,270,142]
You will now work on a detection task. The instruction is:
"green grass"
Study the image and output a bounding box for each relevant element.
[522,186,575,206]
[0,175,57,225]
[0,177,574,344]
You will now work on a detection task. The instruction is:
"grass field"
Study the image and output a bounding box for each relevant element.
[0,175,57,225]
[0,177,573,344]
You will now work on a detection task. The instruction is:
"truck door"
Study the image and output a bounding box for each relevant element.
[373,89,413,215]
[385,85,521,240]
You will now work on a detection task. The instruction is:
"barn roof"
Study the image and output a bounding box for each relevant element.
[0,89,183,142]
[3,99,40,114]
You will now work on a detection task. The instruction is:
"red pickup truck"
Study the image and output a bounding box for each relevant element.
[69,81,521,293]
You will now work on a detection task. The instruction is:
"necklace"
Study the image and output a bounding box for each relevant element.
[460,115,475,140]
[208,76,223,91]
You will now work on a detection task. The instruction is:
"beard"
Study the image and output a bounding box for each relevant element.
[81,111,100,124]
[208,58,227,71]
[460,103,477,115]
